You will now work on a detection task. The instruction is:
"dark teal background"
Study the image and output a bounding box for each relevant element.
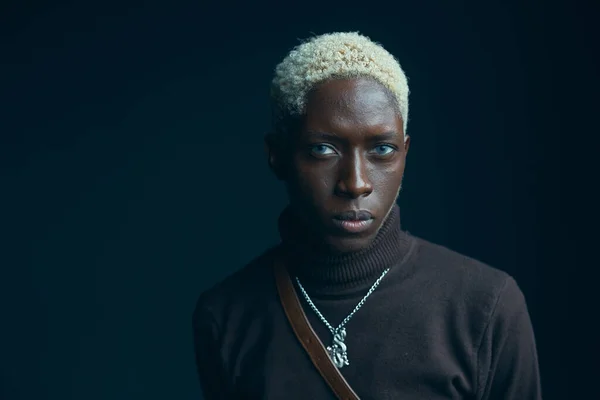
[1,0,595,399]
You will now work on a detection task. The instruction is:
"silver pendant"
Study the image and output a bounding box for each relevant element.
[326,327,350,368]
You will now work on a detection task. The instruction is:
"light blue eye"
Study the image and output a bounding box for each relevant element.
[373,145,395,156]
[310,144,336,156]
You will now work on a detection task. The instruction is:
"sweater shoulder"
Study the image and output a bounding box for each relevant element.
[192,245,278,325]
[409,235,511,315]
[412,235,510,287]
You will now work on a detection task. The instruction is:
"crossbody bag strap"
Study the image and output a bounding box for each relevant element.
[273,253,360,400]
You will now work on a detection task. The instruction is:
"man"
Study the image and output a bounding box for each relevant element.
[192,32,542,399]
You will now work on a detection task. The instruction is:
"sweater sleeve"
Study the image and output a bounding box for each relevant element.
[476,276,542,400]
[192,304,232,399]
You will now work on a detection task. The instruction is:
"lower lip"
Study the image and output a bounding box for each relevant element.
[332,218,374,233]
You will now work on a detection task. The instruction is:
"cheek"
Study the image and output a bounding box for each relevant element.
[289,158,337,200]
[299,168,335,197]
[371,161,405,193]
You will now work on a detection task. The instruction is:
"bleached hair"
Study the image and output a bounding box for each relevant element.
[271,32,410,136]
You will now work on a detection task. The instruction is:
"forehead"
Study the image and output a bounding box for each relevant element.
[303,77,403,138]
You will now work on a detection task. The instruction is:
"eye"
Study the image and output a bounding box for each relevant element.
[371,144,396,156]
[309,144,337,156]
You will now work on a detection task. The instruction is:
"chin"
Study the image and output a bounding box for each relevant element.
[325,234,375,254]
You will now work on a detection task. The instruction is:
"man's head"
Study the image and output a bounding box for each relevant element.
[266,32,410,253]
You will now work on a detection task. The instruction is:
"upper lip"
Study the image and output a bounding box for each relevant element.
[333,210,373,221]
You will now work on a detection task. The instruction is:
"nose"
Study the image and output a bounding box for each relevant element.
[335,152,373,199]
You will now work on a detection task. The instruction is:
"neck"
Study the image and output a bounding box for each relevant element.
[277,204,412,294]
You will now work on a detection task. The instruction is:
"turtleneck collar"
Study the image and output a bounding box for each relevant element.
[277,204,412,294]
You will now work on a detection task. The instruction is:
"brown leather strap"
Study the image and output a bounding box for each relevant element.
[273,253,360,400]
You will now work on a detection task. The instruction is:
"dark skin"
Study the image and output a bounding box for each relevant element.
[266,77,410,253]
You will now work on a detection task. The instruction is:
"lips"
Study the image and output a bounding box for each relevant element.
[333,210,373,221]
[332,210,374,233]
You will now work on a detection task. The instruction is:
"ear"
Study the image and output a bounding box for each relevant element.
[403,134,411,155]
[264,132,287,181]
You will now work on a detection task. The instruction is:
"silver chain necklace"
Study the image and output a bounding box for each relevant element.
[295,267,391,369]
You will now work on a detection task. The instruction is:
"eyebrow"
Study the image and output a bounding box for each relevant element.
[368,131,402,141]
[303,131,338,142]
[305,130,402,141]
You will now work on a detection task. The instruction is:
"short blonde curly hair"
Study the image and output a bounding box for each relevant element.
[271,32,410,136]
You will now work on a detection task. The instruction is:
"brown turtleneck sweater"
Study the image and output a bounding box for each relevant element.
[192,205,541,399]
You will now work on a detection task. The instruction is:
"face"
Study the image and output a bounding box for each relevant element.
[267,77,410,253]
